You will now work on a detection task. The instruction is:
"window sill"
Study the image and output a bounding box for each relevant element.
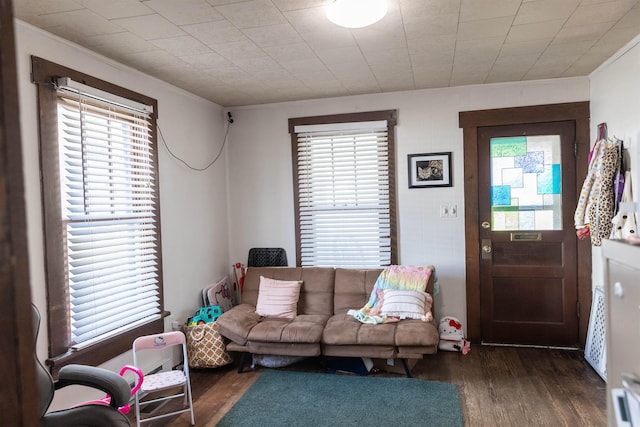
[46,312,169,378]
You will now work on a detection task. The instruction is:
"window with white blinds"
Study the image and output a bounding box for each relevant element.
[290,111,397,268]
[57,90,160,349]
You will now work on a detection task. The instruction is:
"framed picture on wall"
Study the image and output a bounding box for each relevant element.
[408,152,452,188]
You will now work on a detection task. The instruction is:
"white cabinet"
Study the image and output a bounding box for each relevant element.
[603,239,640,426]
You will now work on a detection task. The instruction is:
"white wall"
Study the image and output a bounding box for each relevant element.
[589,34,640,289]
[226,78,590,328]
[15,21,230,409]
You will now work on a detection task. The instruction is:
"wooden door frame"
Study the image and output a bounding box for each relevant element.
[459,102,592,349]
[0,0,40,424]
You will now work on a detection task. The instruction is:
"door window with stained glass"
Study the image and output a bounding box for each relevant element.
[490,135,562,231]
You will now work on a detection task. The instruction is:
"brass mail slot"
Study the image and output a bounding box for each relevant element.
[510,232,542,241]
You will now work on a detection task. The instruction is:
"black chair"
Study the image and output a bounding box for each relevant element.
[247,247,288,267]
[33,305,132,427]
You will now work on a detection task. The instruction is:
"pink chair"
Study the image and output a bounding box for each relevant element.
[132,331,195,426]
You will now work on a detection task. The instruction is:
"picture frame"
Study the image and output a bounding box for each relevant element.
[408,152,452,188]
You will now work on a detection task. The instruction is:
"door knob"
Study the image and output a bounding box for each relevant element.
[482,245,492,253]
[481,221,490,229]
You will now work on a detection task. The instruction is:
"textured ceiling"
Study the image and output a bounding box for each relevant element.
[14,0,640,107]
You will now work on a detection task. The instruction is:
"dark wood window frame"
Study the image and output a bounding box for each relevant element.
[288,110,398,267]
[31,56,166,376]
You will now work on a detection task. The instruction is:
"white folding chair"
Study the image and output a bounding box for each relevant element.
[132,331,195,426]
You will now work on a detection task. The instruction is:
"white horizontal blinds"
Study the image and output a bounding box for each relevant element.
[296,121,391,268]
[57,91,160,349]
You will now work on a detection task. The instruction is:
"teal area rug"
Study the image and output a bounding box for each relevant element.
[217,370,463,427]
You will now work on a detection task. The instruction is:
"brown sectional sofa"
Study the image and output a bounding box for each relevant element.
[216,266,439,377]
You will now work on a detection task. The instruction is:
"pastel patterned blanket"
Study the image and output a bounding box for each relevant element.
[347,265,433,324]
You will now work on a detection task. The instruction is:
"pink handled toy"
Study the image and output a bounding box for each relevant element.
[78,365,144,414]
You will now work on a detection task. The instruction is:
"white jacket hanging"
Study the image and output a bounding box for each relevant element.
[610,171,637,240]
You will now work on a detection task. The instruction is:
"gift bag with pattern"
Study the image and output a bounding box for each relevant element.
[185,322,233,368]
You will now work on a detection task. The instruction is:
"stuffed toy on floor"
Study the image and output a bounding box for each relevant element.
[438,316,471,355]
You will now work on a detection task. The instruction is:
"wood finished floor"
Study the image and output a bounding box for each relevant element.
[132,346,607,427]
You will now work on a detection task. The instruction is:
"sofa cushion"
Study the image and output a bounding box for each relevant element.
[215,304,260,345]
[242,267,335,316]
[323,314,439,348]
[248,314,329,344]
[394,319,439,347]
[333,269,381,314]
[323,314,397,346]
[255,276,302,319]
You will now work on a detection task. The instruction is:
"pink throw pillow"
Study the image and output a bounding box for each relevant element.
[255,276,302,319]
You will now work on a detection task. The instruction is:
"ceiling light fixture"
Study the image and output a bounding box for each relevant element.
[326,0,387,29]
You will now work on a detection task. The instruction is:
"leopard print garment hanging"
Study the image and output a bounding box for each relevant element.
[589,142,620,246]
